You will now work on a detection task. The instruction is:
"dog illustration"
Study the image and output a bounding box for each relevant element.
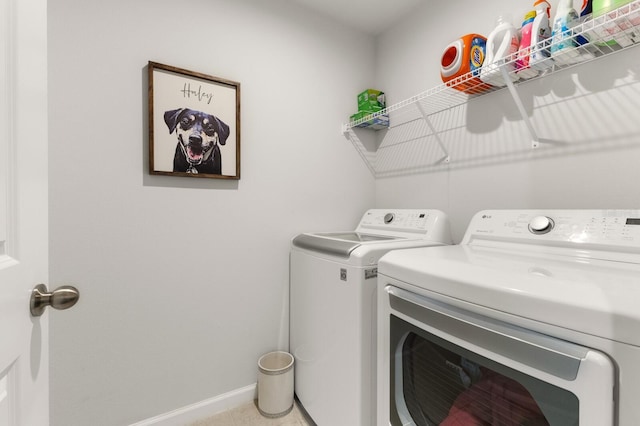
[164,108,230,174]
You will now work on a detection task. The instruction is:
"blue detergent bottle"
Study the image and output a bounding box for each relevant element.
[550,0,582,65]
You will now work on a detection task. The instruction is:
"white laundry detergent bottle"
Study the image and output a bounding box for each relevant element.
[529,0,554,70]
[550,0,583,65]
[479,15,520,87]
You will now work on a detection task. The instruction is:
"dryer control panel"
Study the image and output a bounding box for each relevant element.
[463,210,640,259]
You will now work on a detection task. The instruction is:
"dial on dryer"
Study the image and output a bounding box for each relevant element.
[528,216,554,235]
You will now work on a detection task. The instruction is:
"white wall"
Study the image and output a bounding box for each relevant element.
[48,0,640,423]
[374,0,640,241]
[48,0,375,424]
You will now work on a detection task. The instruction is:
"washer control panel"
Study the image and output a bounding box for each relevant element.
[465,210,640,248]
[359,209,430,231]
[356,209,451,242]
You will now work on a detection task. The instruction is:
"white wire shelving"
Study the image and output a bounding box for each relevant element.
[342,0,640,177]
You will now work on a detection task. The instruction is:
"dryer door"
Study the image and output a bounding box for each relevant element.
[384,286,615,426]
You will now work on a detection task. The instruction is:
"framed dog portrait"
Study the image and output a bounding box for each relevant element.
[148,61,240,179]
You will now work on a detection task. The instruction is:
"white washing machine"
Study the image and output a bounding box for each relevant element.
[377,209,640,426]
[290,209,452,426]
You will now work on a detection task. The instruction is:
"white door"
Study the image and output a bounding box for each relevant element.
[1,0,50,424]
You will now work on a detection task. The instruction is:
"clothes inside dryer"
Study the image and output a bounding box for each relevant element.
[392,315,578,426]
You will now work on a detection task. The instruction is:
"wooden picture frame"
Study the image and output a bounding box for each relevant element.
[148,61,241,179]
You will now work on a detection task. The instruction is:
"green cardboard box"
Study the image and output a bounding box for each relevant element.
[359,104,384,114]
[357,89,385,112]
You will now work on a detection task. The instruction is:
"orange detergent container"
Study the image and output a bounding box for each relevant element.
[440,34,493,94]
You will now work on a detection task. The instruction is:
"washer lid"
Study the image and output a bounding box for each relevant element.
[316,232,397,242]
[292,232,399,258]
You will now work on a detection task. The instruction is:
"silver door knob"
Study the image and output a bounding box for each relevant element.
[30,284,80,317]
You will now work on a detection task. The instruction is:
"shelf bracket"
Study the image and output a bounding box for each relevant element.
[500,66,540,148]
[344,127,377,177]
[415,101,451,163]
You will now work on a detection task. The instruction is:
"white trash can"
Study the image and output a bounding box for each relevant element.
[257,351,295,418]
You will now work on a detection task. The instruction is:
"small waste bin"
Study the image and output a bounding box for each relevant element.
[257,351,295,418]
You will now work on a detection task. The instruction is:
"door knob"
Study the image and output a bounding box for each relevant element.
[30,284,80,317]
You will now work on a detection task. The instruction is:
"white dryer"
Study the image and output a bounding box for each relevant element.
[290,209,452,426]
[377,209,640,426]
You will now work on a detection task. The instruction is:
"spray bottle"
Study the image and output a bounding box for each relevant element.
[550,0,582,65]
[529,0,554,71]
[479,15,520,86]
[574,0,596,60]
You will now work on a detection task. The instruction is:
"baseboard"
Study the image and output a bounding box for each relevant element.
[129,383,257,426]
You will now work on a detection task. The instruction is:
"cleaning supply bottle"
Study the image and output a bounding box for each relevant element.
[515,10,539,79]
[529,0,554,71]
[550,0,583,65]
[440,34,492,94]
[574,0,596,60]
[479,15,520,87]
[576,0,593,46]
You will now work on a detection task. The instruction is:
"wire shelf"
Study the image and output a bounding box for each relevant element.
[342,0,640,176]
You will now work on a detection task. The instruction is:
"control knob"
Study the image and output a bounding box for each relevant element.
[384,213,395,224]
[528,216,554,234]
